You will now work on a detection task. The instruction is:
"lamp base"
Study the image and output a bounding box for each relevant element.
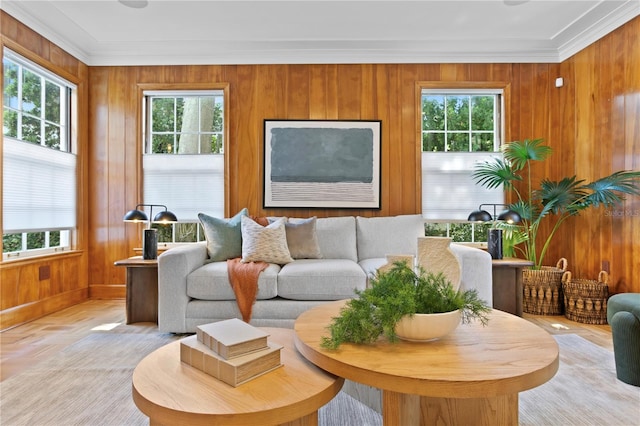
[488,228,503,260]
[143,229,158,260]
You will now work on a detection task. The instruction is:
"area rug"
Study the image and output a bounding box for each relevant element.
[1,332,638,425]
[0,332,381,426]
[519,333,640,426]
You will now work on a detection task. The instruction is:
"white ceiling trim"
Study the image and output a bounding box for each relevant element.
[1,1,639,66]
[555,0,640,61]
[1,1,93,64]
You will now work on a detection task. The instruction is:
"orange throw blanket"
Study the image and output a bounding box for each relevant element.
[226,216,269,322]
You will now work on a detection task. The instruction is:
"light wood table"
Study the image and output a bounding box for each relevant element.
[492,257,534,316]
[114,257,158,324]
[132,327,344,426]
[294,300,559,426]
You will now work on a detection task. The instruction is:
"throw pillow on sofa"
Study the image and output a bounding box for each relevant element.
[268,216,323,259]
[198,208,248,262]
[241,216,294,265]
[285,217,323,259]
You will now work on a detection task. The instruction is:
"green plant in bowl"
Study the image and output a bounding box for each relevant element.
[320,262,490,350]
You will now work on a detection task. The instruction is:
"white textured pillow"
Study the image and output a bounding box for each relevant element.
[241,216,294,264]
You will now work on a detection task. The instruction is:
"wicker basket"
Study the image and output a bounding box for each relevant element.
[562,270,609,324]
[522,258,567,315]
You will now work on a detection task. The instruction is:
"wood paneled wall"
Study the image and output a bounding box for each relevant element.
[88,17,639,295]
[506,18,640,293]
[87,63,520,296]
[1,11,90,330]
[1,11,638,329]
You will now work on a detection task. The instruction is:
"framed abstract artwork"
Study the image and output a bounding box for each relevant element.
[263,120,381,209]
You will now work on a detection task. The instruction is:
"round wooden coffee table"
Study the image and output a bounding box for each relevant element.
[133,327,344,425]
[294,300,559,426]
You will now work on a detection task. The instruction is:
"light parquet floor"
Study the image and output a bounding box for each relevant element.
[0,299,613,382]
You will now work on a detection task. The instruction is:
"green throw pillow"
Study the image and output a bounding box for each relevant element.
[198,208,248,262]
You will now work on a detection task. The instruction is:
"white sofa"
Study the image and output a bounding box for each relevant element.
[158,214,492,333]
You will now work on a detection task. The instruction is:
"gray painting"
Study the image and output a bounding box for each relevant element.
[264,120,381,208]
[269,127,374,183]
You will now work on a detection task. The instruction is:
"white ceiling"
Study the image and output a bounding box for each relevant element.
[1,0,638,65]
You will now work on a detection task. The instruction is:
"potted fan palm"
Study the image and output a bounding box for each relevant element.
[320,262,490,349]
[472,138,640,315]
[472,138,640,269]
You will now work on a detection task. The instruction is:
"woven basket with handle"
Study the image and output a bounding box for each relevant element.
[562,270,609,324]
[522,258,567,315]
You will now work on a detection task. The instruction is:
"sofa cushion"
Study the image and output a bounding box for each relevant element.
[198,208,248,262]
[356,214,425,261]
[358,258,388,278]
[241,216,294,264]
[315,216,358,261]
[277,259,366,300]
[185,299,331,329]
[283,217,323,259]
[187,261,280,301]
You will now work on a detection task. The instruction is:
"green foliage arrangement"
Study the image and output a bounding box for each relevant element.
[473,138,640,268]
[320,263,491,350]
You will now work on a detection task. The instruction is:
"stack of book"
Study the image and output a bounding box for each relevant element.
[180,318,283,387]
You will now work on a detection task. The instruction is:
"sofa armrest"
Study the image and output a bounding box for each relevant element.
[449,244,493,307]
[158,242,208,333]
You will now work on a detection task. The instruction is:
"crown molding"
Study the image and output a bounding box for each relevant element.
[2,1,638,66]
[556,0,640,61]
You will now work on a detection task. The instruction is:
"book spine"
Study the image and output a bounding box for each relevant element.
[196,328,220,354]
[181,336,221,379]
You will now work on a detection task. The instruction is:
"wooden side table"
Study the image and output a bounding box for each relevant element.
[114,257,158,324]
[491,258,533,316]
[132,328,344,425]
[294,300,558,426]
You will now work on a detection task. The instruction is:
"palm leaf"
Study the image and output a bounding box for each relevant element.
[538,176,587,215]
[503,138,553,170]
[579,171,640,207]
[496,222,528,258]
[472,158,521,189]
[509,200,538,222]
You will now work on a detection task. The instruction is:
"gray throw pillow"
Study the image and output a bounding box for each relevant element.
[284,217,323,259]
[198,208,248,262]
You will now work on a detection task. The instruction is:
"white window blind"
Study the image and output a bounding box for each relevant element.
[422,152,503,220]
[143,153,224,221]
[3,137,77,232]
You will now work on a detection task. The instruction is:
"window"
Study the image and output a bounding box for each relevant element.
[3,50,76,259]
[143,90,225,243]
[421,88,505,243]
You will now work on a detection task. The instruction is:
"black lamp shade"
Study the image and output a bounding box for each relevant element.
[123,204,177,224]
[123,209,148,222]
[153,210,178,223]
[497,210,521,224]
[467,210,493,222]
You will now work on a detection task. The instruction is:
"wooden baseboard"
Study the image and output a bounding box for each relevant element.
[0,288,89,331]
[89,284,126,299]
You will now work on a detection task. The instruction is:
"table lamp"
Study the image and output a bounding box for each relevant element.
[468,204,521,259]
[123,204,177,259]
